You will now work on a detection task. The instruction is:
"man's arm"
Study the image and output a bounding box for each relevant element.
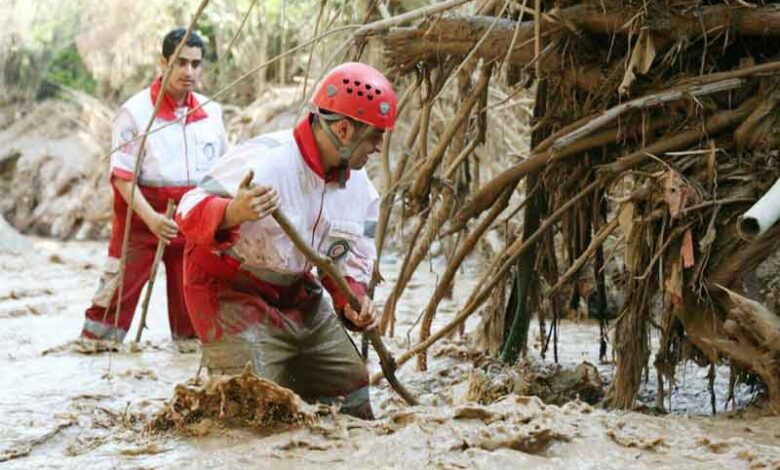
[113,178,178,243]
[321,181,380,330]
[109,108,177,243]
[176,170,278,248]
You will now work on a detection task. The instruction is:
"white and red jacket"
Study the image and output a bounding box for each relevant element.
[106,77,228,252]
[111,77,228,188]
[177,115,379,335]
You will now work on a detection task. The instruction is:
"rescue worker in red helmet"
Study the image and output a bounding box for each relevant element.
[176,62,397,419]
[80,28,228,342]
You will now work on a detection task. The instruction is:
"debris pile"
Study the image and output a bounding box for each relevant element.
[365,0,780,413]
[148,366,315,435]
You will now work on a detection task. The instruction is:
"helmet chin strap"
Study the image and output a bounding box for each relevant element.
[316,112,374,188]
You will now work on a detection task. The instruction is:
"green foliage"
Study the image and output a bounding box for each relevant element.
[43,45,97,95]
[2,0,370,105]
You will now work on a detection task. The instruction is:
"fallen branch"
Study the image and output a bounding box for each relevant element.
[550,78,743,152]
[450,115,673,233]
[544,216,620,298]
[382,6,780,72]
[417,187,513,370]
[604,97,758,174]
[408,66,492,208]
[373,178,602,383]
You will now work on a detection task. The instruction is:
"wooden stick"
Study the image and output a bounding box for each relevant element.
[366,78,425,350]
[379,207,431,336]
[271,210,419,406]
[301,0,328,100]
[533,0,541,80]
[353,0,472,37]
[134,200,176,343]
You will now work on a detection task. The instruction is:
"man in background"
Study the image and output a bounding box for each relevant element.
[80,28,228,342]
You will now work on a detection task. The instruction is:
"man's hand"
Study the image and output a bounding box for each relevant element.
[222,170,280,228]
[145,211,179,244]
[344,296,378,331]
[112,177,177,243]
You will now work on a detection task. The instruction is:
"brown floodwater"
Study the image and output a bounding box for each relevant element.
[1,237,778,469]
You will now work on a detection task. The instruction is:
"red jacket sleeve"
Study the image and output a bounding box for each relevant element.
[176,194,239,250]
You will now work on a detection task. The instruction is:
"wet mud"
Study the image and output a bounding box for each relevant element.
[1,237,779,469]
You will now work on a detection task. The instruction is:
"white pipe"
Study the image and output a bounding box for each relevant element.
[738,177,780,239]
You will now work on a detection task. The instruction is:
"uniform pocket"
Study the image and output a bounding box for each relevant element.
[91,256,121,308]
[323,218,363,261]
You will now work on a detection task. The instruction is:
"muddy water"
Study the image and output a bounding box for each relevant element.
[0,238,778,469]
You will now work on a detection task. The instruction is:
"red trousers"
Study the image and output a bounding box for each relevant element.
[81,184,196,341]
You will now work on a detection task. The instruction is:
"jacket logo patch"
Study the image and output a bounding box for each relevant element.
[326,240,350,261]
[121,128,136,142]
[203,142,216,160]
[120,128,137,153]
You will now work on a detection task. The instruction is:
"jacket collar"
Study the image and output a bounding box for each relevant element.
[149,76,208,123]
[293,114,349,184]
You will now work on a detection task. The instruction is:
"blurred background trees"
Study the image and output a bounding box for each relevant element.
[0,0,381,106]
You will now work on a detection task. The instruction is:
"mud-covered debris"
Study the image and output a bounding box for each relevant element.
[452,405,502,423]
[42,339,120,355]
[41,339,166,356]
[276,438,335,451]
[0,419,76,463]
[698,436,731,453]
[460,360,604,406]
[148,365,315,435]
[606,423,667,451]
[117,442,169,456]
[513,360,604,405]
[475,425,571,454]
[433,339,485,362]
[118,368,158,381]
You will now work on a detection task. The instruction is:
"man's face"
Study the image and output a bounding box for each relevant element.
[160,45,203,97]
[345,123,385,170]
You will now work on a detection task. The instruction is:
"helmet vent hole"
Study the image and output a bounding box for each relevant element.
[365,84,372,90]
[376,90,382,95]
[367,95,374,100]
[346,87,353,94]
[354,81,361,86]
[342,79,350,84]
[357,91,364,96]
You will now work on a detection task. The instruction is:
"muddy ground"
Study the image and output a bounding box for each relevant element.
[1,234,779,469]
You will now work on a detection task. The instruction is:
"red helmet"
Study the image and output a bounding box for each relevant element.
[312,62,397,131]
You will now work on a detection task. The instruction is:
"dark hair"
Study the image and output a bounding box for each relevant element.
[161,28,205,59]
